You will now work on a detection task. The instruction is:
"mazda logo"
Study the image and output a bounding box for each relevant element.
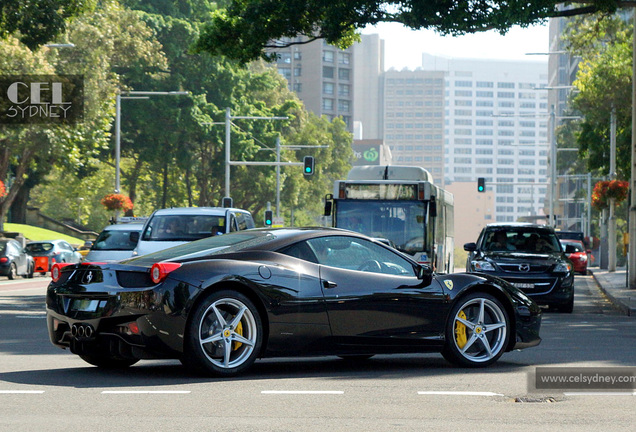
[518,264,531,272]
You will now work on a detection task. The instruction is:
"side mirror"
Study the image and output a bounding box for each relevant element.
[130,232,140,243]
[417,264,433,286]
[464,242,477,252]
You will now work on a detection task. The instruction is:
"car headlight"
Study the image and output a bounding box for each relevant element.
[472,260,495,271]
[554,262,573,273]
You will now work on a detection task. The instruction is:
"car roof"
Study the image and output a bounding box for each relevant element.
[101,223,145,231]
[484,223,555,232]
[150,207,250,216]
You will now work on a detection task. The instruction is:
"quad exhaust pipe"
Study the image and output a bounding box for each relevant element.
[71,323,94,338]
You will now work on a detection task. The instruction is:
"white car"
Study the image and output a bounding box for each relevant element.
[131,207,255,257]
[85,223,145,262]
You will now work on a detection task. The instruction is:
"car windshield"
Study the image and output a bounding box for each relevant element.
[141,214,227,242]
[92,229,139,251]
[126,231,275,265]
[335,200,426,254]
[484,229,561,253]
[25,243,54,253]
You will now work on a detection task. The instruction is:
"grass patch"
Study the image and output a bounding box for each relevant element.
[3,223,85,245]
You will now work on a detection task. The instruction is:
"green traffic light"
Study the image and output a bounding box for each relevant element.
[305,167,311,173]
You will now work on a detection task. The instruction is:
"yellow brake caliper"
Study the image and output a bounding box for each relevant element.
[455,310,467,349]
[232,321,243,351]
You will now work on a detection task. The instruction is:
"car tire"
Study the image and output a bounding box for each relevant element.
[79,354,139,369]
[441,292,510,368]
[556,294,574,314]
[22,262,34,279]
[27,262,34,278]
[183,290,263,377]
[8,263,16,280]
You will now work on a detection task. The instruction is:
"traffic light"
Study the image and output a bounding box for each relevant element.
[264,210,273,226]
[303,155,315,176]
[477,177,485,193]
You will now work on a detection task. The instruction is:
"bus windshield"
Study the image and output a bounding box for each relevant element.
[335,200,426,254]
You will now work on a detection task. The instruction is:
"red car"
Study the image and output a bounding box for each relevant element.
[560,240,589,275]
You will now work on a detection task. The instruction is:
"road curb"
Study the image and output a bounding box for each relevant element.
[590,270,636,317]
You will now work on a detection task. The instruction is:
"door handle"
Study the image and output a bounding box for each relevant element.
[322,280,338,289]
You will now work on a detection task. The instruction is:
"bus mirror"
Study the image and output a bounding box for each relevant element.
[429,200,437,218]
[417,264,433,285]
[324,195,333,216]
[324,201,332,216]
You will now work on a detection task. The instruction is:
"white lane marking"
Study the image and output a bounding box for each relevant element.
[261,390,344,395]
[417,391,504,396]
[15,315,46,319]
[0,390,45,394]
[101,391,191,394]
[564,392,636,396]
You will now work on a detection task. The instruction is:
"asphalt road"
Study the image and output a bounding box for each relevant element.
[0,274,635,431]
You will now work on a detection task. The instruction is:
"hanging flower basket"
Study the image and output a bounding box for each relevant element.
[0,180,6,198]
[100,193,133,212]
[591,180,629,211]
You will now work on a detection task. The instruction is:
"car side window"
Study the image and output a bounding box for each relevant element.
[304,236,416,276]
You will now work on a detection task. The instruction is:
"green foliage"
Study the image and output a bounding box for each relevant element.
[564,14,632,179]
[193,0,623,63]
[0,0,96,49]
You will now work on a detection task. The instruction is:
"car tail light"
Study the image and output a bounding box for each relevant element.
[150,262,182,284]
[51,263,72,282]
[0,257,7,263]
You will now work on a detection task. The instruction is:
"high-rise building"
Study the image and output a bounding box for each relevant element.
[270,37,355,131]
[420,54,549,223]
[383,69,446,185]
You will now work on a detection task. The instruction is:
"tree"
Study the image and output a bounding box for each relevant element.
[0,1,168,231]
[564,15,632,179]
[194,0,624,63]
[0,0,96,50]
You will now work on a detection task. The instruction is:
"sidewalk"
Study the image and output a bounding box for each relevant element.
[590,267,636,317]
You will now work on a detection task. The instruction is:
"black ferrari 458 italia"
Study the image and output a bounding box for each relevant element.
[46,228,541,376]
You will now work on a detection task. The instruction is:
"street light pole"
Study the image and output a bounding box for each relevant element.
[114,90,189,194]
[549,105,556,227]
[223,108,288,206]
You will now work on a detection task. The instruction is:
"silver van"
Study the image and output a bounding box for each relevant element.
[131,207,255,257]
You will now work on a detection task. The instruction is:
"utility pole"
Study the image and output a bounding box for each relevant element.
[630,10,636,289]
[609,105,617,272]
[224,108,288,204]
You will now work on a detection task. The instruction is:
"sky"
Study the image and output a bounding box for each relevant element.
[362,22,550,70]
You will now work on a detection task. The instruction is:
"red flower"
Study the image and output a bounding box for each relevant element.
[100,193,134,212]
[0,180,6,198]
[592,180,629,211]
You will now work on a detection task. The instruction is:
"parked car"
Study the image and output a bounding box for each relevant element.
[464,223,575,313]
[0,238,34,279]
[132,207,255,257]
[46,227,541,376]
[25,240,83,274]
[85,223,144,262]
[77,241,93,259]
[560,239,589,275]
[556,230,587,247]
